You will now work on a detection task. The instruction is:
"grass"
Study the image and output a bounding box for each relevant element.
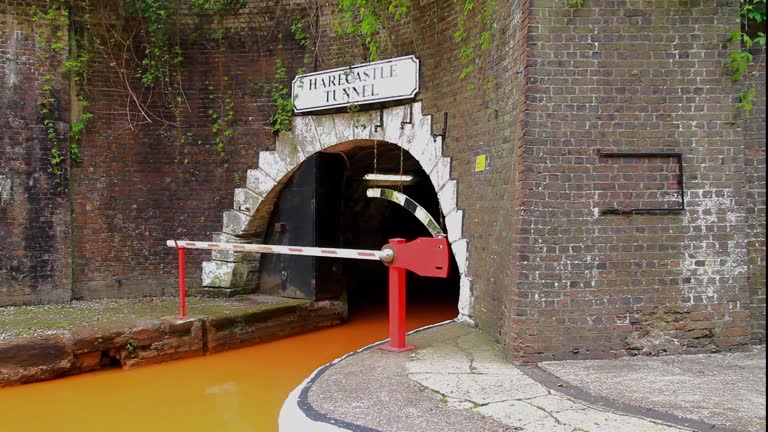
[0,296,309,340]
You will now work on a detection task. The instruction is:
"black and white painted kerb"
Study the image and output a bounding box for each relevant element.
[278,320,454,432]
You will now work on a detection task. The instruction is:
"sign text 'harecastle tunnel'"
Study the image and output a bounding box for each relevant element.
[292,55,420,113]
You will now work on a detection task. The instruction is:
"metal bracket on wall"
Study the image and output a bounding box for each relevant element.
[597,150,685,215]
[374,109,384,133]
[432,112,448,142]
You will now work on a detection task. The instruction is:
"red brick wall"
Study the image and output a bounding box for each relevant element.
[337,0,532,342]
[68,3,311,299]
[0,4,72,306]
[745,47,766,344]
[0,1,313,302]
[515,0,754,361]
[1,1,764,360]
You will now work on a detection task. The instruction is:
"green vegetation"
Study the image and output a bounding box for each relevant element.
[0,297,309,340]
[31,0,90,187]
[730,0,766,118]
[267,60,296,134]
[335,0,411,61]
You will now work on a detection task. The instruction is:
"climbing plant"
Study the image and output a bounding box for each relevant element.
[31,0,92,186]
[335,0,497,90]
[335,0,410,61]
[729,0,766,118]
[267,59,297,134]
[454,0,497,90]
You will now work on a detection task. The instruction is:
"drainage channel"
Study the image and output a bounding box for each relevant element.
[0,300,457,432]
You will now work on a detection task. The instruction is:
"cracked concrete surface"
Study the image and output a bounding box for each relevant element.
[540,346,767,432]
[404,325,689,432]
[301,322,726,431]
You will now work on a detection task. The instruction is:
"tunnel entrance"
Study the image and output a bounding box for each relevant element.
[258,141,460,315]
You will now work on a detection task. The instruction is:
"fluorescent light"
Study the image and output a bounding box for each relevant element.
[362,173,415,183]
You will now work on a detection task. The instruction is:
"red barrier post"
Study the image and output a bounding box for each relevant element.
[378,238,416,352]
[176,244,188,319]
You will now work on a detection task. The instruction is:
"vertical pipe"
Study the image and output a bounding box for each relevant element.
[378,238,416,352]
[389,264,407,348]
[178,247,188,319]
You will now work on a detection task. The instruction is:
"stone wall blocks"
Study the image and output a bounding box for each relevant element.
[211,233,261,263]
[451,239,469,275]
[332,114,355,143]
[429,157,452,192]
[383,105,408,143]
[246,168,277,197]
[257,151,291,183]
[445,210,464,243]
[351,111,377,140]
[202,260,250,288]
[275,138,305,168]
[458,275,474,323]
[438,180,458,215]
[413,135,442,175]
[398,124,416,152]
[313,116,338,150]
[222,210,251,236]
[411,101,424,120]
[415,114,433,144]
[289,116,322,155]
[233,188,263,214]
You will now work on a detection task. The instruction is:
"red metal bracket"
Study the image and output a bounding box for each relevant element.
[382,236,449,277]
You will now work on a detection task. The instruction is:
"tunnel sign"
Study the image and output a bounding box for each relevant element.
[292,55,420,113]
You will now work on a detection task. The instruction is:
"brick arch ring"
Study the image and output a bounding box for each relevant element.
[201,102,474,323]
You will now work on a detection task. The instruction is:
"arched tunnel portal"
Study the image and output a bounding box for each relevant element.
[201,103,474,322]
[257,141,460,314]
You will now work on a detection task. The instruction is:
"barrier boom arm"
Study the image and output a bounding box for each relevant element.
[165,240,390,262]
[166,236,449,352]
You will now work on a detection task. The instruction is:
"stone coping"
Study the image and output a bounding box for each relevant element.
[0,295,347,387]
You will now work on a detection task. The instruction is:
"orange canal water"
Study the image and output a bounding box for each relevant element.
[0,300,456,432]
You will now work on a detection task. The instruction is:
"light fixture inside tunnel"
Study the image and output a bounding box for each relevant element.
[362,173,415,185]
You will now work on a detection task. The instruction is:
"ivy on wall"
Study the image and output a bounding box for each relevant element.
[335,0,498,90]
[31,0,90,187]
[730,0,766,117]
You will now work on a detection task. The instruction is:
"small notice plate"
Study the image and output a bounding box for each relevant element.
[292,55,420,113]
[475,155,487,172]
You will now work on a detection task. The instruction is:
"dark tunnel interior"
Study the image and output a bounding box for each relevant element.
[259,141,460,316]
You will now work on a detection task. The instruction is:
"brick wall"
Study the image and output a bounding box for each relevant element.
[0,1,312,303]
[0,3,72,306]
[69,3,311,299]
[323,0,531,342]
[1,1,764,360]
[516,0,754,361]
[745,47,766,344]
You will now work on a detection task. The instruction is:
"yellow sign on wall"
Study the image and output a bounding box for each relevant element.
[475,155,487,172]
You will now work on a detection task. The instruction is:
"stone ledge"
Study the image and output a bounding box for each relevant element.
[0,297,347,387]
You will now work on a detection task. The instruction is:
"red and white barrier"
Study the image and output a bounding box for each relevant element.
[165,240,387,261]
[167,236,449,352]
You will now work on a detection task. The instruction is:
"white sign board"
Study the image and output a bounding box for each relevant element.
[292,55,419,113]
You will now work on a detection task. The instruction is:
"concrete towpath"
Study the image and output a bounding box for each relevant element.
[280,321,766,432]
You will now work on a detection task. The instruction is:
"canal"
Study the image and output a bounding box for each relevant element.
[0,296,457,432]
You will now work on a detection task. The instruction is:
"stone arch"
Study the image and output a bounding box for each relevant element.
[201,102,473,322]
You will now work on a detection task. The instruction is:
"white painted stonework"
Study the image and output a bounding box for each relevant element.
[203,102,474,321]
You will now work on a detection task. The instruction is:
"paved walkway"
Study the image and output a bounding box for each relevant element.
[280,321,766,432]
